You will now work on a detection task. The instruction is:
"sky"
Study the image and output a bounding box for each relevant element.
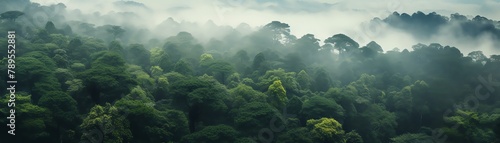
[31,0,500,54]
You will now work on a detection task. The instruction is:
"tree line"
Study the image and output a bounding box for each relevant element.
[0,4,500,143]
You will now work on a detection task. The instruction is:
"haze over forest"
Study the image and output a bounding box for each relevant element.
[4,0,500,55]
[1,0,500,143]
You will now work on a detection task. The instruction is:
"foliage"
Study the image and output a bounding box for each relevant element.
[80,104,132,143]
[307,117,346,143]
[2,6,500,143]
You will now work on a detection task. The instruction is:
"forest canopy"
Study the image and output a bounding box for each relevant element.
[1,0,500,143]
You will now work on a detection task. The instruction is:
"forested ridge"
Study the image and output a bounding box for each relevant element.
[1,1,500,143]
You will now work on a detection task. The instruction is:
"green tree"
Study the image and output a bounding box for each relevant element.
[180,125,239,143]
[53,49,69,68]
[261,21,296,45]
[232,102,281,135]
[0,11,24,21]
[227,84,267,109]
[252,52,269,75]
[307,117,346,143]
[115,98,188,142]
[467,51,488,63]
[234,50,250,63]
[0,93,52,142]
[150,48,173,72]
[226,72,241,88]
[301,95,345,122]
[150,66,164,78]
[204,60,234,84]
[232,50,251,74]
[324,34,359,55]
[107,25,125,40]
[80,104,132,143]
[109,40,125,56]
[297,70,312,90]
[390,133,432,143]
[38,91,78,143]
[126,44,151,69]
[292,34,321,63]
[345,130,364,143]
[442,110,498,143]
[16,56,60,102]
[283,53,306,72]
[200,53,214,63]
[168,76,229,132]
[351,104,397,143]
[174,59,194,75]
[45,21,58,34]
[277,127,314,143]
[257,68,300,95]
[313,68,331,92]
[360,41,383,57]
[267,80,288,108]
[127,65,155,93]
[80,51,136,104]
[67,38,89,63]
[366,41,383,53]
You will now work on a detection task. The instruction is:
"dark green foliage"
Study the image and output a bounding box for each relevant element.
[3,6,500,143]
[313,68,331,92]
[109,40,125,56]
[38,91,78,126]
[201,60,234,84]
[174,59,194,75]
[252,52,269,75]
[180,125,239,143]
[346,130,364,143]
[80,51,136,104]
[300,95,345,123]
[390,133,433,143]
[80,103,132,143]
[276,127,314,143]
[0,93,52,142]
[126,44,151,69]
[168,76,229,132]
[45,21,57,34]
[232,102,281,135]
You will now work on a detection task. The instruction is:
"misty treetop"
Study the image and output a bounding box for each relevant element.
[379,11,500,46]
[1,0,500,143]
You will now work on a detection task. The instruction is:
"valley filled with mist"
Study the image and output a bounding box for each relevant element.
[1,0,500,143]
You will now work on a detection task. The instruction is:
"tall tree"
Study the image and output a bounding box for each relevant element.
[0,11,24,21]
[45,21,58,34]
[125,44,151,70]
[313,68,331,92]
[307,117,346,143]
[252,52,269,75]
[38,91,78,143]
[107,25,125,40]
[324,34,359,55]
[297,70,312,90]
[267,80,288,108]
[168,76,229,132]
[80,104,132,143]
[80,51,136,104]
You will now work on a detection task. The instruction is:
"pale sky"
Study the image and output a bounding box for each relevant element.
[31,0,500,54]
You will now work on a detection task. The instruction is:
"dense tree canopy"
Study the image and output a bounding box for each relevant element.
[1,3,500,143]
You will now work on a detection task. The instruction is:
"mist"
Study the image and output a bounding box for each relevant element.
[3,0,500,143]
[23,0,499,56]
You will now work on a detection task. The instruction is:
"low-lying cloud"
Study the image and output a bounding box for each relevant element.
[28,0,500,55]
